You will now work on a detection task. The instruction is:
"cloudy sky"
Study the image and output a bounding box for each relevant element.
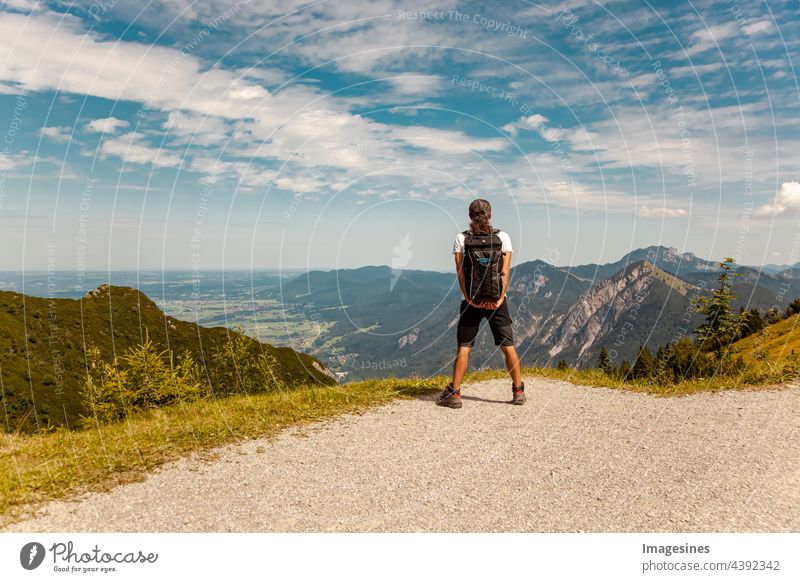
[0,0,798,271]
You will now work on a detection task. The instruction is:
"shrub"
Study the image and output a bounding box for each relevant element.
[630,345,655,380]
[210,326,285,396]
[80,331,210,426]
[80,345,129,425]
[597,346,612,375]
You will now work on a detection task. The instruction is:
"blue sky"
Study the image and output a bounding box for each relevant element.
[0,0,799,271]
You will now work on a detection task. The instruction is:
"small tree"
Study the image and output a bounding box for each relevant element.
[616,359,631,380]
[784,298,800,318]
[737,308,764,339]
[80,345,130,425]
[597,346,612,375]
[121,333,174,409]
[211,325,285,395]
[765,307,781,325]
[692,257,740,356]
[80,333,210,427]
[556,359,570,371]
[631,345,655,380]
[211,326,255,395]
[654,344,674,384]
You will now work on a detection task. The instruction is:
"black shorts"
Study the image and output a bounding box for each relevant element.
[456,299,514,347]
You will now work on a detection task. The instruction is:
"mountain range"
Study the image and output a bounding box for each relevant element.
[268,245,798,379]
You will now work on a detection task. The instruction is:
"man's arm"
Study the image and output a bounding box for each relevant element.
[455,252,483,307]
[455,252,469,300]
[496,251,513,306]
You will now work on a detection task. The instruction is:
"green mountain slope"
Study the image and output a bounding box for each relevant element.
[732,313,800,362]
[0,285,335,433]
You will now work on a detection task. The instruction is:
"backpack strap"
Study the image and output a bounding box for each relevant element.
[464,229,500,236]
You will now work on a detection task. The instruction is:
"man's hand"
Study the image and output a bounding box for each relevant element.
[473,296,505,310]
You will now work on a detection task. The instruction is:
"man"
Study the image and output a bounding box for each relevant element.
[437,199,526,408]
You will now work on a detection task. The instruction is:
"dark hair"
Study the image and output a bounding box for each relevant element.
[468,199,492,233]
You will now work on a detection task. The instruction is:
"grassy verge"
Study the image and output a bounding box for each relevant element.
[472,364,798,396]
[2,364,795,527]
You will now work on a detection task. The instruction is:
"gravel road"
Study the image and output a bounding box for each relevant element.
[4,377,799,532]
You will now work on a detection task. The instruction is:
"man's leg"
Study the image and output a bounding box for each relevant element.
[488,301,521,387]
[452,299,480,391]
[452,346,472,390]
[500,344,522,387]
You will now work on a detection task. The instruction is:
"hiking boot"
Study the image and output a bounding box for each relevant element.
[436,383,462,409]
[511,382,526,405]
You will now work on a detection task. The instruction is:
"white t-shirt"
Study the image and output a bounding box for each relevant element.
[452,230,513,254]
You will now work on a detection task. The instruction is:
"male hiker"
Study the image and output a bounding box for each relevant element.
[437,199,526,408]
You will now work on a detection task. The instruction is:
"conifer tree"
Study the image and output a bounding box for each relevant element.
[631,345,655,379]
[692,257,739,356]
[597,346,612,375]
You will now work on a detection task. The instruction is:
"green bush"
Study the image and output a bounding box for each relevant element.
[80,332,210,426]
[210,326,285,396]
[80,327,286,426]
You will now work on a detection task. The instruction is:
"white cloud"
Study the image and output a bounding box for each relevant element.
[502,115,566,143]
[390,125,508,153]
[100,133,183,168]
[162,111,229,146]
[0,11,274,121]
[4,0,44,12]
[188,156,277,188]
[273,175,324,193]
[39,126,72,143]
[0,153,15,170]
[638,206,688,219]
[502,114,548,136]
[690,23,738,44]
[743,20,773,36]
[755,182,800,217]
[684,22,738,57]
[86,117,129,133]
[386,75,442,96]
[667,62,725,79]
[388,102,440,115]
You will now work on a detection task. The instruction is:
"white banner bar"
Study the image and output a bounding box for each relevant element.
[2,533,797,581]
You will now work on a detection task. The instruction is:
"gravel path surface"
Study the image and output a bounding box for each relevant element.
[4,377,799,532]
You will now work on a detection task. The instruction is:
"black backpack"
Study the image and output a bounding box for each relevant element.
[462,229,505,302]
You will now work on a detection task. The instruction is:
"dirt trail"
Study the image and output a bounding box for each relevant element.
[4,377,799,532]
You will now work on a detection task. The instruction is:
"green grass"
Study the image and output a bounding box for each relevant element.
[539,366,795,395]
[2,363,795,528]
[470,362,798,397]
[731,313,800,362]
